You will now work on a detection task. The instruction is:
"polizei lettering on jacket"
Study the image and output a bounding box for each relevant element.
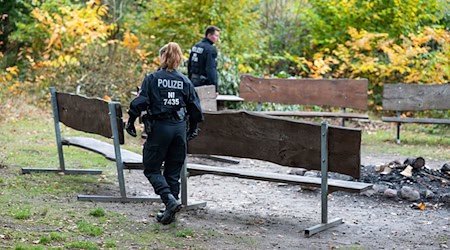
[158,79,184,89]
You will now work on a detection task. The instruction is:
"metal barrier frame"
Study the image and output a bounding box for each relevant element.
[304,123,343,237]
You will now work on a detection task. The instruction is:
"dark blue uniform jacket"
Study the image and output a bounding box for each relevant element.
[187,38,218,91]
[129,69,203,126]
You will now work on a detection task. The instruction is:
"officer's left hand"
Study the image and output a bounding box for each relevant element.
[187,128,199,141]
[125,120,137,137]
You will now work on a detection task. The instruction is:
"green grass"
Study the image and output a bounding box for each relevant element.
[11,206,32,220]
[14,245,46,250]
[66,241,98,250]
[38,236,51,244]
[362,123,450,161]
[176,228,194,238]
[89,208,106,217]
[49,232,67,242]
[77,221,104,236]
[103,240,117,248]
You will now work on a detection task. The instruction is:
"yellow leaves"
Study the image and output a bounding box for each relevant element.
[86,0,102,8]
[6,66,19,75]
[122,32,140,51]
[96,4,109,16]
[103,95,112,102]
[238,63,254,73]
[34,3,113,55]
[54,55,80,67]
[291,26,449,108]
[2,66,20,86]
[295,54,339,78]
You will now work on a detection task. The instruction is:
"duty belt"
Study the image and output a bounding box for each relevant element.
[152,112,177,120]
[191,74,206,79]
[152,110,186,121]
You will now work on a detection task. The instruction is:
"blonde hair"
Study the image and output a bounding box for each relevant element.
[159,42,183,71]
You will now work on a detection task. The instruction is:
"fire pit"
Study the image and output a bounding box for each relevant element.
[361,157,450,207]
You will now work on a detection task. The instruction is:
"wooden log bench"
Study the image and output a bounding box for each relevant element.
[188,111,372,236]
[23,87,372,237]
[197,85,244,111]
[239,74,369,126]
[382,83,450,144]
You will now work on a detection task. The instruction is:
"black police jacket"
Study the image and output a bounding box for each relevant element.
[128,68,203,126]
[187,38,218,91]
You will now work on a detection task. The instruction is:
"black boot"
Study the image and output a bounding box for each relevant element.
[156,196,180,221]
[156,208,165,221]
[157,194,182,225]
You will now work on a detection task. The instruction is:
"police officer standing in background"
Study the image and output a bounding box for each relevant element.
[188,26,221,95]
[126,42,203,225]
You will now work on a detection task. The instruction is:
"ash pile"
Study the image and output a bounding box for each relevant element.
[361,157,450,207]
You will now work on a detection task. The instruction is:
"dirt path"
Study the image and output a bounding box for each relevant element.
[111,154,450,249]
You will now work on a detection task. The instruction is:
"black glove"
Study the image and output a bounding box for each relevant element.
[125,116,137,137]
[187,127,200,141]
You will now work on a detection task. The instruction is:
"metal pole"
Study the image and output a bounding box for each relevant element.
[181,157,188,206]
[109,102,127,198]
[50,87,66,171]
[396,111,401,144]
[320,122,329,224]
[341,107,346,127]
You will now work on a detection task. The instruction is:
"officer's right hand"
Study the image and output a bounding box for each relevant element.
[125,120,137,137]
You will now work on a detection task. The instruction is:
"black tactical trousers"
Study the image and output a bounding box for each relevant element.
[143,119,186,202]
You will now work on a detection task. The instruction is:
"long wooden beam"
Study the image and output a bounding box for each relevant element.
[188,111,362,179]
[239,75,368,110]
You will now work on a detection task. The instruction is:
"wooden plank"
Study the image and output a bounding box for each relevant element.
[62,137,142,164]
[258,111,369,119]
[382,116,450,125]
[383,84,450,111]
[188,111,362,179]
[56,92,124,144]
[195,85,217,112]
[187,164,372,193]
[239,75,368,110]
[60,136,370,193]
[216,95,244,102]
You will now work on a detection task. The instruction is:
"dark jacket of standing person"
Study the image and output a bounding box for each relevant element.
[126,42,203,225]
[188,26,221,92]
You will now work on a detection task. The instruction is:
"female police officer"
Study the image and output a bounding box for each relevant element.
[126,42,203,225]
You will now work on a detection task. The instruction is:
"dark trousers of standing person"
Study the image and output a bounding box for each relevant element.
[143,119,186,203]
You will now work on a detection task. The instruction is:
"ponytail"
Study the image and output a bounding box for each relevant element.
[159,42,184,71]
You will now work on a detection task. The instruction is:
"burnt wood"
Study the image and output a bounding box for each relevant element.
[188,111,362,179]
[239,74,368,110]
[259,111,369,119]
[382,117,450,125]
[187,164,372,193]
[383,84,450,111]
[56,92,124,144]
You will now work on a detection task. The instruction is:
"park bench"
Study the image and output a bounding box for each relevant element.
[23,87,372,237]
[239,74,369,126]
[382,83,450,143]
[194,85,244,111]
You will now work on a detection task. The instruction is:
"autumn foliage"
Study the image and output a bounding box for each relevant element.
[1,0,449,114]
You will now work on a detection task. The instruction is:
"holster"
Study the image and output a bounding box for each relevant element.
[175,108,187,121]
[142,114,154,134]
